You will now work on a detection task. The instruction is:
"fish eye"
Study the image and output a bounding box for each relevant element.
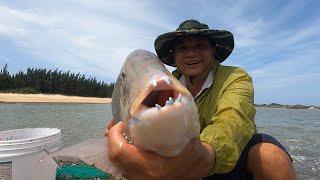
[121,70,126,80]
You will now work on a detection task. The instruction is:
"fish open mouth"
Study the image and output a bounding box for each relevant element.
[142,90,175,107]
[136,76,187,111]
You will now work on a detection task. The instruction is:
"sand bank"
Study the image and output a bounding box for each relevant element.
[0,93,111,103]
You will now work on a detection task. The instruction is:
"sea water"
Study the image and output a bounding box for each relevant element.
[0,103,319,179]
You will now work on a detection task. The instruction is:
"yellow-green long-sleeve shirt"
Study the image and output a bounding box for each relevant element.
[173,64,257,174]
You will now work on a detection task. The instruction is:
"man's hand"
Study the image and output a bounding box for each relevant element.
[104,119,115,137]
[106,121,216,179]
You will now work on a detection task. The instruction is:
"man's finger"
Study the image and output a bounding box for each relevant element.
[104,119,116,137]
[107,119,115,130]
[108,121,129,154]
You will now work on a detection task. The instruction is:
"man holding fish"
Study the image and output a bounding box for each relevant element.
[107,19,297,179]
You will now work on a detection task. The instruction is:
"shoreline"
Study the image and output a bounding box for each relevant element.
[254,103,320,109]
[0,93,111,104]
[1,93,318,108]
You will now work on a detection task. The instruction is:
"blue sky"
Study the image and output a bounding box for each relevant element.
[0,0,319,105]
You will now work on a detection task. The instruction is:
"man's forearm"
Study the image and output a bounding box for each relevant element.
[201,142,216,176]
[190,141,216,178]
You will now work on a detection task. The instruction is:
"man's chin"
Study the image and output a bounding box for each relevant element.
[185,73,201,80]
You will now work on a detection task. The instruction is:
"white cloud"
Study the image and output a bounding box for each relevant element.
[0,0,319,104]
[0,1,173,82]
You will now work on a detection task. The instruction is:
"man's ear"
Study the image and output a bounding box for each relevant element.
[170,52,176,67]
[214,46,217,52]
[211,47,216,57]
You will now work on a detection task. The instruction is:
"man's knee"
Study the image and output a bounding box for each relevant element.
[248,143,290,166]
[246,142,297,179]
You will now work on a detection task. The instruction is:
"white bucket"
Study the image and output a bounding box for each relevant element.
[0,128,62,180]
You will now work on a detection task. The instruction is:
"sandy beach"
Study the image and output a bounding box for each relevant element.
[0,93,111,103]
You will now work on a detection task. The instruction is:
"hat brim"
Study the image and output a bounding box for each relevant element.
[154,29,234,67]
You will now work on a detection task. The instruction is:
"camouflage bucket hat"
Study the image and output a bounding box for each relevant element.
[154,19,234,67]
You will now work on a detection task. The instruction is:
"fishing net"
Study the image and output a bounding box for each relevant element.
[56,164,108,180]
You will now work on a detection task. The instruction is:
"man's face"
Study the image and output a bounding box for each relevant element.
[173,36,215,78]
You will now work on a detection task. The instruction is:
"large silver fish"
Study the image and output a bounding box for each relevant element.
[41,49,199,178]
[112,49,199,156]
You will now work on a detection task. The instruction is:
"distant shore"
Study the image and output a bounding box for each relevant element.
[255,103,320,109]
[0,93,111,104]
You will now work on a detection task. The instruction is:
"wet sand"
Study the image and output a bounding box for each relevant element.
[0,93,111,103]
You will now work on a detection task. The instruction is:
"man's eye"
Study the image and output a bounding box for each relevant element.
[176,47,186,52]
[198,44,208,48]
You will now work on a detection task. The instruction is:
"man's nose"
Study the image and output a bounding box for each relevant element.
[184,46,199,56]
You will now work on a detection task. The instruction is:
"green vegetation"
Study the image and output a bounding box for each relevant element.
[0,64,114,98]
[254,103,320,109]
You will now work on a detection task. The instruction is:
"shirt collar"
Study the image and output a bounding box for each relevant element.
[179,70,213,99]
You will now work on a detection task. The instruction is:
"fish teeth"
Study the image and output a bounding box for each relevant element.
[151,78,157,87]
[162,76,170,85]
[156,95,181,109]
[166,97,174,105]
[175,93,182,103]
[155,104,162,110]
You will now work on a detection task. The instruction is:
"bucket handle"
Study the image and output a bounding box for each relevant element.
[39,145,51,154]
[38,145,61,167]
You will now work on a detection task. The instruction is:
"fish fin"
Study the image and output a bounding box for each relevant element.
[48,137,123,177]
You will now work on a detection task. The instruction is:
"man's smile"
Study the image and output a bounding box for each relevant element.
[186,60,200,65]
